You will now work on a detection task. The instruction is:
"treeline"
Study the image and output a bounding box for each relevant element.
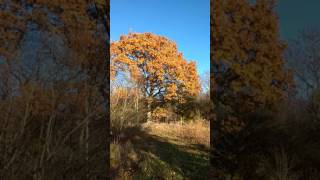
[211,0,320,179]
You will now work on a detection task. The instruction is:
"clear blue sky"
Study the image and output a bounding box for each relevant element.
[110,0,210,75]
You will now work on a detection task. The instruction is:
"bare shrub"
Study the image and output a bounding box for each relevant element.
[110,85,147,139]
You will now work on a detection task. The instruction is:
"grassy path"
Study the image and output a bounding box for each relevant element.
[122,123,210,180]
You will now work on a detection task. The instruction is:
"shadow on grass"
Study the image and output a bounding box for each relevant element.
[120,126,209,180]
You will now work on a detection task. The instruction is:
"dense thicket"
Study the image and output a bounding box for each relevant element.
[0,0,109,179]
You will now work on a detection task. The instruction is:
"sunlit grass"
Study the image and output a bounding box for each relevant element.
[110,119,210,179]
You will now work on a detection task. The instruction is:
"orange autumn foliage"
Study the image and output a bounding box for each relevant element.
[111,32,201,105]
[212,0,293,113]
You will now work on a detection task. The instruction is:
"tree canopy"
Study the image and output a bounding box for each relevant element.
[212,0,293,116]
[111,32,200,108]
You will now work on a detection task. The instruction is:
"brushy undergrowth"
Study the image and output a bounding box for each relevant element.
[110,119,210,179]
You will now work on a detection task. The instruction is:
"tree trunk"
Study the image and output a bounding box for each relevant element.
[147,103,151,122]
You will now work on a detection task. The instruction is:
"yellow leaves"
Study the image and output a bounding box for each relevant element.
[212,0,293,113]
[151,107,170,121]
[111,32,201,105]
[165,84,178,101]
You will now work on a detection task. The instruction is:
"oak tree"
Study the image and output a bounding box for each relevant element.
[111,32,200,118]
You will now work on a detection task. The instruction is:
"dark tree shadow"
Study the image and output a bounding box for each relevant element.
[125,127,210,180]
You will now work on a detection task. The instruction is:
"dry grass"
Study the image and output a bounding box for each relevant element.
[143,118,210,148]
[110,119,210,179]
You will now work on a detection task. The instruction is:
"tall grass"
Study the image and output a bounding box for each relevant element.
[143,118,210,148]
